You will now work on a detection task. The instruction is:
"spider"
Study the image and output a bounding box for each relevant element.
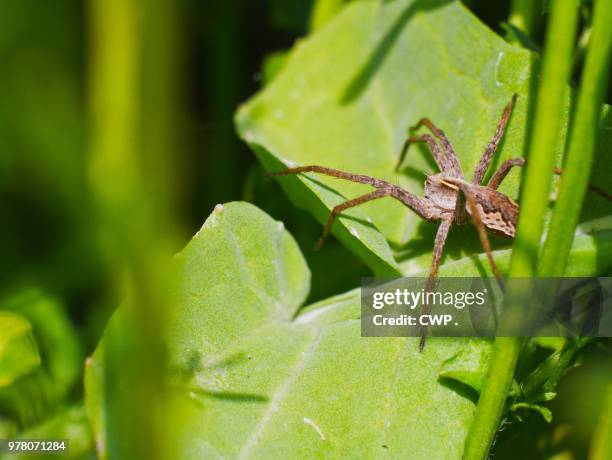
[268,95,611,349]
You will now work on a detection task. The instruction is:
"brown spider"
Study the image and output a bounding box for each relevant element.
[268,95,611,349]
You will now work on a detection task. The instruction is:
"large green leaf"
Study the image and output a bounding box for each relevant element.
[86,202,485,459]
[85,202,612,459]
[236,0,612,275]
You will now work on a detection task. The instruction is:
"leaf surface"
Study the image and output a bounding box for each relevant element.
[0,312,40,389]
[85,202,612,459]
[0,291,83,427]
[236,0,612,275]
[86,202,486,459]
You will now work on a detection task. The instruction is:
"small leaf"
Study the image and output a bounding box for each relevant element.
[10,405,94,459]
[510,402,553,423]
[438,339,491,393]
[0,290,83,427]
[520,338,592,400]
[531,337,565,350]
[528,391,557,403]
[0,312,40,388]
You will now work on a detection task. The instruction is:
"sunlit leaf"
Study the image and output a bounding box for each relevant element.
[86,202,487,459]
[86,203,612,458]
[236,0,612,275]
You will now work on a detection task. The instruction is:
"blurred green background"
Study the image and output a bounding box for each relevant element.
[2,0,542,336]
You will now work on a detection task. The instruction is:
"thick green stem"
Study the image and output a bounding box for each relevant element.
[463,1,580,458]
[88,0,139,213]
[88,0,181,458]
[539,0,612,276]
[463,337,523,459]
[510,0,580,277]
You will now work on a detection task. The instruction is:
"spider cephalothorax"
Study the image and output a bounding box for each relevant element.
[431,176,518,238]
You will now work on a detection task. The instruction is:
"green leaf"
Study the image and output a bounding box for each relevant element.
[404,216,612,278]
[0,291,83,428]
[519,338,592,399]
[236,0,612,275]
[0,313,40,388]
[432,225,612,393]
[0,405,94,460]
[262,50,290,86]
[510,402,553,423]
[86,202,487,459]
[310,0,346,32]
[85,203,612,458]
[439,339,491,393]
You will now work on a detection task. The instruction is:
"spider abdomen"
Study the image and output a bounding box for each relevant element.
[467,185,518,238]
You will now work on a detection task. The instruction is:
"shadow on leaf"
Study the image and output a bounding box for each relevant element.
[340,0,453,104]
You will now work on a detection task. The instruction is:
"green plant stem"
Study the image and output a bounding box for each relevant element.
[539,0,612,276]
[88,0,139,214]
[88,0,180,458]
[88,2,143,456]
[521,338,591,397]
[509,0,539,37]
[310,0,345,32]
[463,337,523,459]
[463,1,580,458]
[510,0,580,277]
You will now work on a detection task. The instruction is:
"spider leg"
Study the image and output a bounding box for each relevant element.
[409,118,466,225]
[267,165,390,188]
[315,186,442,250]
[410,118,463,178]
[269,165,440,220]
[395,134,448,173]
[314,188,391,250]
[419,215,453,351]
[459,183,503,287]
[487,157,525,190]
[472,94,517,185]
[270,165,457,351]
[488,157,612,201]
